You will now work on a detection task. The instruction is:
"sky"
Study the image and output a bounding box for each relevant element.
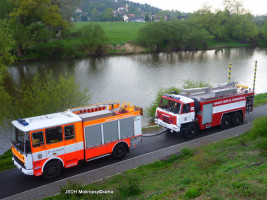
[131,0,267,15]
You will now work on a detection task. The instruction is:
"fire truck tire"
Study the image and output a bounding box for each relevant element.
[182,123,198,139]
[112,143,127,160]
[43,160,62,180]
[221,115,231,129]
[231,112,242,126]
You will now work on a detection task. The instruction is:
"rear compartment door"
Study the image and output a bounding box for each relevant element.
[202,103,213,124]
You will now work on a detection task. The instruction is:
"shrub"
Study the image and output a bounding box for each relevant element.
[147,87,181,118]
[80,24,109,55]
[147,80,211,118]
[135,20,212,51]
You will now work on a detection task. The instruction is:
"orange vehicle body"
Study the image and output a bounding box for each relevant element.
[11,101,143,178]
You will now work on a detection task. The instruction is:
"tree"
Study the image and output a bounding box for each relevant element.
[104,8,113,22]
[223,0,248,14]
[8,0,68,57]
[13,71,90,118]
[262,22,267,42]
[144,14,150,22]
[0,20,15,67]
[0,20,15,124]
[80,24,109,55]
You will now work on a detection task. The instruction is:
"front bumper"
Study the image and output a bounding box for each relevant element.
[155,119,180,132]
[12,157,34,175]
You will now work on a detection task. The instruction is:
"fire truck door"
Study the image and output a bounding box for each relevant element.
[202,103,213,124]
[63,125,78,167]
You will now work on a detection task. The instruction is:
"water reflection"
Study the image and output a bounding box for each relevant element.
[6,47,267,125]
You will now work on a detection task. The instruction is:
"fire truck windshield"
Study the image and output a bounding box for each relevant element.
[11,127,31,154]
[159,98,181,114]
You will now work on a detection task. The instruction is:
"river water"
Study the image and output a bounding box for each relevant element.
[7,47,267,108]
[1,47,267,154]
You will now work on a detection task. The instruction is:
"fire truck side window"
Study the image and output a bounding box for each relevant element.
[45,126,63,144]
[32,131,44,147]
[64,125,75,140]
[182,104,190,113]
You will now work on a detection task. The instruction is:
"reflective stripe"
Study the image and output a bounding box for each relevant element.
[213,100,245,114]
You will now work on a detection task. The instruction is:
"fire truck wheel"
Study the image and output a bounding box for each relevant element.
[221,115,231,129]
[43,160,62,180]
[112,143,127,160]
[232,112,242,126]
[182,124,198,139]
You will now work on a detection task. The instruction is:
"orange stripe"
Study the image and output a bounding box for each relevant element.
[12,146,25,163]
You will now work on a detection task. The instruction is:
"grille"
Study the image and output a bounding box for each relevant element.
[13,155,25,168]
[162,116,170,124]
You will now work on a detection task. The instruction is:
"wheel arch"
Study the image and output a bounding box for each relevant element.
[42,157,64,173]
[112,141,129,153]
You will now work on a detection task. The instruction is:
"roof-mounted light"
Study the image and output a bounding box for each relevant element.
[17,119,29,126]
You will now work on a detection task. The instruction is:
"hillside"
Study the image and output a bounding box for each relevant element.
[74,0,161,22]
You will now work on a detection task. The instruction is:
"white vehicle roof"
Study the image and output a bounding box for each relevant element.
[164,94,194,104]
[12,111,82,132]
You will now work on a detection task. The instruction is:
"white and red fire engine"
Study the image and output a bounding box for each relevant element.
[155,82,254,138]
[11,101,143,179]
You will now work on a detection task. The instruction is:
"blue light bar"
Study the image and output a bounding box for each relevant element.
[17,119,29,126]
[164,94,180,100]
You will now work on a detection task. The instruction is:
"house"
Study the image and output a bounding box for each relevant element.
[76,8,82,13]
[123,15,129,22]
[178,16,187,20]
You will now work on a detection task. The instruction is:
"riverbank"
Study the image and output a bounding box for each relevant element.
[16,22,259,61]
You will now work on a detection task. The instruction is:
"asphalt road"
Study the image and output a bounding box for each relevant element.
[0,104,266,199]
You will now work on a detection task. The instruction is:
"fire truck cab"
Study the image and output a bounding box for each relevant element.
[155,82,254,138]
[11,101,143,179]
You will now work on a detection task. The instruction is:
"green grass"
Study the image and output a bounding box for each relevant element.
[254,93,267,107]
[70,22,146,45]
[0,149,14,172]
[45,119,267,200]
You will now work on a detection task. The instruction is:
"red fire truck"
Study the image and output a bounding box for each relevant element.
[155,82,254,138]
[11,101,143,179]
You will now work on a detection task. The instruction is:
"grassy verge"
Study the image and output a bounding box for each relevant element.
[0,149,14,172]
[254,93,267,107]
[45,117,267,200]
[19,22,258,60]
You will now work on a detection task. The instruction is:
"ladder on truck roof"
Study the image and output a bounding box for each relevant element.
[67,100,120,114]
[180,82,251,102]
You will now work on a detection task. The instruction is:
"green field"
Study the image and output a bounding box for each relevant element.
[70,22,146,45]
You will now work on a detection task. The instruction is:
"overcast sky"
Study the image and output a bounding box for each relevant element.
[131,0,267,15]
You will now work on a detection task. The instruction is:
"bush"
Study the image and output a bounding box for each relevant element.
[135,20,212,51]
[80,24,109,55]
[147,87,181,118]
[147,81,211,118]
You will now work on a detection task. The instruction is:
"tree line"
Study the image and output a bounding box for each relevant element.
[135,1,267,51]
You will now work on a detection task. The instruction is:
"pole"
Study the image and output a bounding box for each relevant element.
[253,61,257,92]
[228,63,232,83]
